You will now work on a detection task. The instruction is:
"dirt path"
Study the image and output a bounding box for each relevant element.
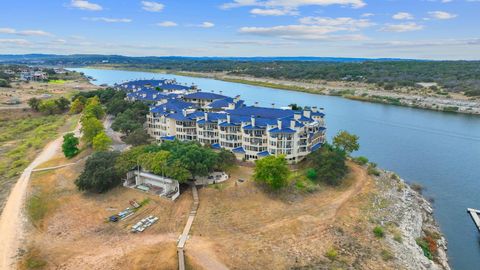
[187,164,369,270]
[0,126,80,269]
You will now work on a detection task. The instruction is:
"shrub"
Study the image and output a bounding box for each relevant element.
[353,156,369,165]
[367,163,380,176]
[373,226,385,238]
[325,247,338,261]
[305,168,317,181]
[411,183,423,194]
[416,238,434,260]
[381,249,394,261]
[307,143,348,186]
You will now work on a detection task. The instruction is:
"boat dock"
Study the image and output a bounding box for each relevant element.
[467,208,480,232]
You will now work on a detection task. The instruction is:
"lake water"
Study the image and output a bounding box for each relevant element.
[71,68,480,270]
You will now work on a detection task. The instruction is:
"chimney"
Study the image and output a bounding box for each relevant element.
[294,112,301,120]
[254,102,259,107]
[182,109,187,117]
[204,112,208,122]
[220,90,223,95]
[234,95,240,102]
[227,113,231,123]
[272,103,275,108]
[290,119,296,129]
[312,106,318,113]
[277,118,282,128]
[251,115,256,127]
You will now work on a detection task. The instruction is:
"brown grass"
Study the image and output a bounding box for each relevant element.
[20,152,192,269]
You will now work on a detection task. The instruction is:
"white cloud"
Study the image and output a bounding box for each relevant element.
[428,11,457,20]
[299,17,375,29]
[83,17,132,23]
[0,39,30,46]
[17,30,53,36]
[392,12,414,20]
[361,13,374,17]
[157,21,177,27]
[197,22,215,28]
[239,16,373,41]
[70,0,102,11]
[250,8,297,16]
[141,1,164,12]
[222,0,366,10]
[0,28,53,37]
[0,28,16,34]
[381,22,424,32]
[239,25,368,41]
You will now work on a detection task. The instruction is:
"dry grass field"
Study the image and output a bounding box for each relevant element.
[19,155,398,270]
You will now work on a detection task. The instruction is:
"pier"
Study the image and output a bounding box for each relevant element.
[467,208,480,232]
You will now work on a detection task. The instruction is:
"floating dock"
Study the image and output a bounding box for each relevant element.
[467,208,480,232]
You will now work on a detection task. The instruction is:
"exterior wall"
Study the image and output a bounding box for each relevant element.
[146,111,326,164]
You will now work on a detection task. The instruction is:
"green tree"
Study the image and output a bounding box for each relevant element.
[75,151,120,193]
[111,109,143,135]
[27,97,41,111]
[124,128,150,146]
[106,97,129,116]
[83,96,105,119]
[38,99,60,115]
[54,97,70,111]
[309,144,348,186]
[81,116,104,144]
[92,131,112,151]
[215,148,237,171]
[253,155,290,190]
[69,97,85,114]
[139,150,171,176]
[332,130,360,155]
[166,160,190,183]
[114,145,148,175]
[62,133,79,158]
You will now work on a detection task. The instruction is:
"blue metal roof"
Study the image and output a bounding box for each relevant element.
[311,143,322,151]
[232,146,245,154]
[184,92,227,100]
[268,127,296,134]
[257,151,270,157]
[150,99,196,113]
[211,143,221,149]
[227,106,294,119]
[160,135,176,141]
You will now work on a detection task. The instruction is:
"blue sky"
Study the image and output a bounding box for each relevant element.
[0,0,479,59]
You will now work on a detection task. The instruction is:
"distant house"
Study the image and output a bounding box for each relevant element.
[124,169,180,201]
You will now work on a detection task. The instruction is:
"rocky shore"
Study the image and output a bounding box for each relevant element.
[372,169,450,270]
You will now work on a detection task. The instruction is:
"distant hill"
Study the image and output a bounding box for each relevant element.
[0,54,413,64]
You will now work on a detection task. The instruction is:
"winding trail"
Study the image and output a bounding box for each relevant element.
[0,127,80,269]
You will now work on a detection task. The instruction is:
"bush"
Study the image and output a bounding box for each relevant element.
[367,163,380,176]
[373,226,385,238]
[381,249,394,261]
[305,168,317,181]
[123,128,151,146]
[353,156,369,165]
[325,247,338,261]
[411,183,423,194]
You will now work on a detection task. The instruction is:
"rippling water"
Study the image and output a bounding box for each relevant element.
[71,68,480,270]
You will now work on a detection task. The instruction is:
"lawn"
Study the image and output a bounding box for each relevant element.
[48,79,67,84]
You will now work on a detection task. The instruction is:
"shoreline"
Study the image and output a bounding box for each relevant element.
[372,168,450,270]
[84,65,480,116]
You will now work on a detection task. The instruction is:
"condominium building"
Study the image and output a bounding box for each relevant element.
[119,80,326,164]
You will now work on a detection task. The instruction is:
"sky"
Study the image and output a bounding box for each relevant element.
[0,0,479,60]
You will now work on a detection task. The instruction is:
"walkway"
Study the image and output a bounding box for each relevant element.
[177,184,199,270]
[0,126,80,269]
